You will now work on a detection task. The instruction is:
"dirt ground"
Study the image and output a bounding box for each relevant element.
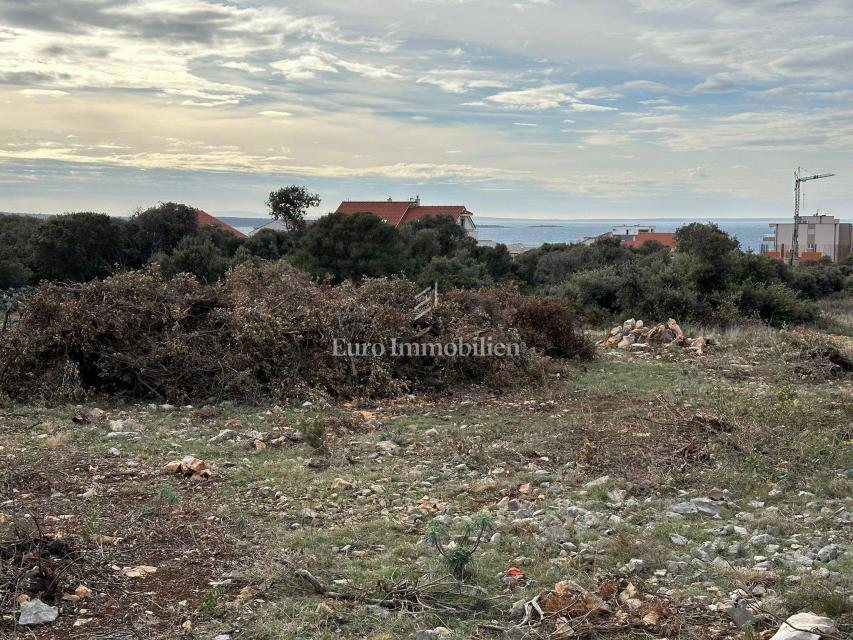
[1,325,851,639]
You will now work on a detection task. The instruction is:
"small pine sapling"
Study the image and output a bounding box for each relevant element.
[425,514,494,579]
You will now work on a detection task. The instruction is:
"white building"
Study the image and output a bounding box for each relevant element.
[762,214,852,263]
[583,224,656,245]
[248,220,291,236]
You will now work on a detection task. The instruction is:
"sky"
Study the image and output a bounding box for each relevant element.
[0,0,851,220]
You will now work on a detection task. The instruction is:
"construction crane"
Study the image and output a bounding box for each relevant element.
[789,167,834,265]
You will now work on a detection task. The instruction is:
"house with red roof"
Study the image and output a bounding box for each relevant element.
[195,210,247,239]
[621,231,676,249]
[334,197,477,237]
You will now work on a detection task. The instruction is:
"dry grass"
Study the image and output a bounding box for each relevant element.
[1,317,851,639]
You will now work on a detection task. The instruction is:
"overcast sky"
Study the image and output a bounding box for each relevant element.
[0,0,851,219]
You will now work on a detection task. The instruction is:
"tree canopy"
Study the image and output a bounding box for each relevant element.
[296,211,407,282]
[266,186,321,230]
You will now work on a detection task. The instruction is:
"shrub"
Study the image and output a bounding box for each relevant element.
[791,263,846,299]
[737,281,817,326]
[158,234,231,283]
[417,253,488,290]
[565,266,622,318]
[510,296,594,359]
[299,418,327,453]
[471,243,514,281]
[244,228,299,260]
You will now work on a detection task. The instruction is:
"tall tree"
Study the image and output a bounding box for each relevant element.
[266,186,321,230]
[674,223,740,292]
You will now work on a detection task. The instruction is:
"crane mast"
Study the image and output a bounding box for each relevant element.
[789,167,834,265]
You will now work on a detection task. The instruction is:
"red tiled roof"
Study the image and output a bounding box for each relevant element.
[335,201,413,226]
[622,231,676,249]
[195,210,247,238]
[400,205,470,224]
[334,201,472,227]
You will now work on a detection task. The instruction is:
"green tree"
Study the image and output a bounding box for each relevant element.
[30,212,127,282]
[402,215,473,258]
[127,202,198,263]
[418,254,488,290]
[266,186,321,230]
[512,243,567,285]
[675,223,740,292]
[471,243,513,281]
[0,214,43,287]
[159,234,230,283]
[244,228,299,260]
[296,211,407,282]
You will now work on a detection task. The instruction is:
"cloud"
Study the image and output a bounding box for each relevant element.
[335,58,400,79]
[221,61,265,73]
[581,132,633,146]
[486,83,578,110]
[0,0,400,104]
[18,88,68,97]
[693,72,737,94]
[651,108,853,152]
[0,138,527,182]
[576,87,621,99]
[259,110,293,118]
[271,46,399,80]
[270,54,338,80]
[569,102,618,112]
[618,80,671,93]
[417,69,508,93]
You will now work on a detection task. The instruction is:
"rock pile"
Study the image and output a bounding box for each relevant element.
[598,318,710,355]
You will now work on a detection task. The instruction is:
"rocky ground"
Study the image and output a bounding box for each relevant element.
[1,324,850,639]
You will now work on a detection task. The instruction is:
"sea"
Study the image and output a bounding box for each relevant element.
[471,217,784,252]
[229,217,787,252]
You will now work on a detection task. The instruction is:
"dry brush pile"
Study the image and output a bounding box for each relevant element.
[0,264,592,403]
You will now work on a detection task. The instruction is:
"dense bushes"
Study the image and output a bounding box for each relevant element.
[30,212,128,282]
[522,226,851,327]
[736,281,817,325]
[0,207,510,290]
[0,265,592,403]
[1,204,849,330]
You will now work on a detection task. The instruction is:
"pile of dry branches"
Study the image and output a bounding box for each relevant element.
[0,264,591,403]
